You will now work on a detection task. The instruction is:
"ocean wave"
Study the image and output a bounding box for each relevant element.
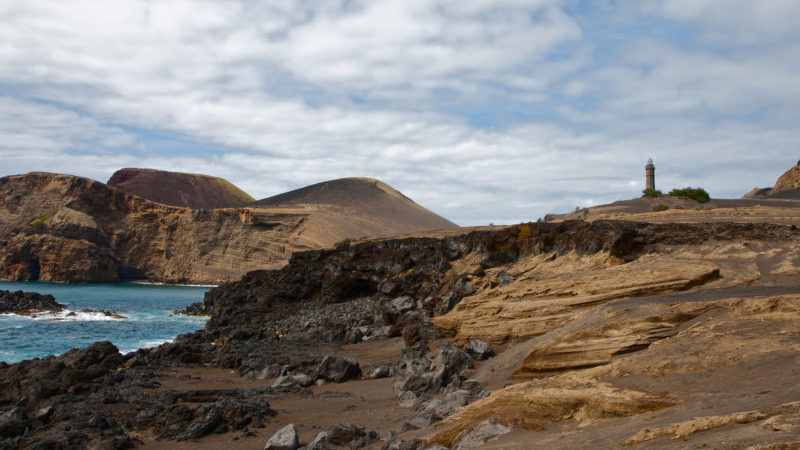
[117,339,173,354]
[126,281,218,288]
[28,309,126,322]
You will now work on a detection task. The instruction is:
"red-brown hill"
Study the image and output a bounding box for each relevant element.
[107,168,254,209]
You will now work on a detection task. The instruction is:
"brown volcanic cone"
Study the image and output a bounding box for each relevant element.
[108,168,254,209]
[250,177,458,236]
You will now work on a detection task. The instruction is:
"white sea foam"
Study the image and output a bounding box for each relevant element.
[28,309,125,322]
[117,339,173,354]
[127,281,217,288]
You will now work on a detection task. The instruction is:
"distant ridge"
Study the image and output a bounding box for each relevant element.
[251,177,458,234]
[741,161,800,199]
[108,168,254,209]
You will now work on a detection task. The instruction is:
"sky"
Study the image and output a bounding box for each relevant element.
[1,0,798,226]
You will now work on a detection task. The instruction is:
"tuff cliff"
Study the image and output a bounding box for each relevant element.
[0,172,458,283]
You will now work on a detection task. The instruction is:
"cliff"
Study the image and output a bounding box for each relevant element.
[772,162,800,193]
[0,172,458,283]
[3,218,800,448]
[107,168,255,209]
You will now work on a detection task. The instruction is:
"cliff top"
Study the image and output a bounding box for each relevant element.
[108,168,255,209]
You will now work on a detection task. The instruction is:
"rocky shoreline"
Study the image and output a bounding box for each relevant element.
[0,289,65,314]
[2,220,800,449]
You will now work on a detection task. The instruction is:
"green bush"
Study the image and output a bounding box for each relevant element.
[669,187,710,203]
[642,188,662,198]
[334,238,352,248]
[29,214,51,227]
[652,203,669,212]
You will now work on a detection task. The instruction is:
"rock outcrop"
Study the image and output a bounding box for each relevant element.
[0,289,64,314]
[771,162,800,194]
[107,168,255,209]
[0,172,459,283]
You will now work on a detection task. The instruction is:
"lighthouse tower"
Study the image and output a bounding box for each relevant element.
[645,158,655,191]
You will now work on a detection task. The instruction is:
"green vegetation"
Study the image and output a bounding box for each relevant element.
[652,203,670,212]
[516,224,531,242]
[642,188,663,198]
[29,214,51,227]
[574,207,589,219]
[215,179,256,203]
[334,238,352,248]
[669,187,710,203]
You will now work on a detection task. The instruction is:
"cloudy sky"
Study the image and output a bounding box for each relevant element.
[1,0,798,225]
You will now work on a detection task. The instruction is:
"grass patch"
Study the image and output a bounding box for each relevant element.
[516,225,531,242]
[29,214,51,227]
[669,187,710,203]
[334,238,352,249]
[652,204,670,212]
[642,188,663,198]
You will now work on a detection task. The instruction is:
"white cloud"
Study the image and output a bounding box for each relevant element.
[0,0,798,225]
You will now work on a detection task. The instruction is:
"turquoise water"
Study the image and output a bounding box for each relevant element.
[0,281,209,363]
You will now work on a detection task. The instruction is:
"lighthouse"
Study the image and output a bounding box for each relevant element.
[645,158,655,191]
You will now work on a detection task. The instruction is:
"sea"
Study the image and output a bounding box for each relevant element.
[0,281,210,364]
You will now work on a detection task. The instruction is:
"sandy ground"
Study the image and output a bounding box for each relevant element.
[135,338,409,449]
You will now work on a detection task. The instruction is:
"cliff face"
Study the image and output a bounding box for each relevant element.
[0,172,458,283]
[771,163,800,194]
[107,168,255,209]
[0,173,315,283]
[202,220,795,339]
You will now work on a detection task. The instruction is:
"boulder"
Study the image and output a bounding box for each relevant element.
[454,419,510,450]
[431,342,473,377]
[377,295,417,325]
[175,404,222,440]
[0,407,26,438]
[495,271,515,286]
[314,355,362,383]
[350,430,380,449]
[264,423,299,450]
[303,421,365,449]
[366,365,391,379]
[464,339,494,360]
[0,289,65,314]
[402,411,441,431]
[273,374,315,388]
[436,292,460,315]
